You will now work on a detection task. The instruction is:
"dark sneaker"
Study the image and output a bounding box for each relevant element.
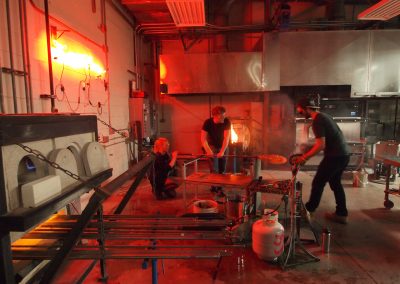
[164,189,177,199]
[305,209,315,223]
[210,186,219,193]
[155,194,166,200]
[325,212,347,224]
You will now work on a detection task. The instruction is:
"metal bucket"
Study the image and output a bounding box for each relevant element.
[193,200,218,214]
[352,170,368,188]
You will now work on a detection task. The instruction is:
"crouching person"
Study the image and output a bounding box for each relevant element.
[150,137,179,200]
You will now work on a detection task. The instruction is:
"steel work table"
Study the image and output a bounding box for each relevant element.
[183,172,253,208]
[181,156,254,208]
[376,155,400,209]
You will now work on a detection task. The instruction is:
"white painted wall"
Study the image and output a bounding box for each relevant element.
[0,0,145,177]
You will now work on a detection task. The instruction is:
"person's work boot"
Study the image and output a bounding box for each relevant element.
[164,189,177,199]
[210,186,218,193]
[155,193,166,200]
[325,212,347,224]
[304,208,315,223]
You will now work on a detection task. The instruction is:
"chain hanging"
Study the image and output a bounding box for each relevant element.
[16,143,84,182]
[16,117,127,181]
[96,117,128,139]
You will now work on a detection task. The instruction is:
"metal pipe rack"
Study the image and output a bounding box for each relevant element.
[11,215,233,260]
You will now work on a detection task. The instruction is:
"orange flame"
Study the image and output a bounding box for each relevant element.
[160,58,167,81]
[231,125,238,143]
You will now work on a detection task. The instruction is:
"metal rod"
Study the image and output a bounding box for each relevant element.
[152,259,158,284]
[394,98,398,140]
[44,0,56,112]
[100,0,113,130]
[233,146,237,173]
[113,164,152,214]
[13,250,230,260]
[212,257,222,280]
[180,153,259,159]
[97,205,108,281]
[24,231,227,241]
[45,214,230,223]
[5,0,18,113]
[76,258,98,284]
[182,156,204,167]
[23,0,33,112]
[13,244,243,250]
[18,0,31,113]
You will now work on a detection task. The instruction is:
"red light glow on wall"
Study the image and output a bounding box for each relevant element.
[37,32,106,77]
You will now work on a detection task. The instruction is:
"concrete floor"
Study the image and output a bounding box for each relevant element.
[54,169,400,284]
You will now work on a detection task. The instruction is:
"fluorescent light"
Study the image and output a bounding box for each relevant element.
[166,0,205,27]
[358,0,400,21]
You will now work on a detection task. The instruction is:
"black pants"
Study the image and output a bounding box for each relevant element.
[154,179,178,199]
[305,155,350,216]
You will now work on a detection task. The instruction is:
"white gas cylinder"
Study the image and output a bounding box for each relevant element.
[252,210,284,261]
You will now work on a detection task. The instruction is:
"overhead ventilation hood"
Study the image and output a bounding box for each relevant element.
[358,0,400,20]
[166,0,205,27]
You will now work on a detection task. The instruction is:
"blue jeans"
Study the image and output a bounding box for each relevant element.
[207,146,228,174]
[305,155,350,216]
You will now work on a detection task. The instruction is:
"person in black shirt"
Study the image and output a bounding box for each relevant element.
[295,96,350,224]
[201,106,231,196]
[150,137,179,200]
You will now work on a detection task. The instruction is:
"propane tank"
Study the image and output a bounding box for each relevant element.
[252,209,284,261]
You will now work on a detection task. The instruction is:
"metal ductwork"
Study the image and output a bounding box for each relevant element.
[358,0,400,20]
[166,0,205,27]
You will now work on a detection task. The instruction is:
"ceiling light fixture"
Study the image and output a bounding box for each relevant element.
[358,0,400,21]
[166,0,205,27]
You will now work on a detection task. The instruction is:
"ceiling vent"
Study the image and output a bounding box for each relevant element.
[166,0,205,27]
[358,0,400,20]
